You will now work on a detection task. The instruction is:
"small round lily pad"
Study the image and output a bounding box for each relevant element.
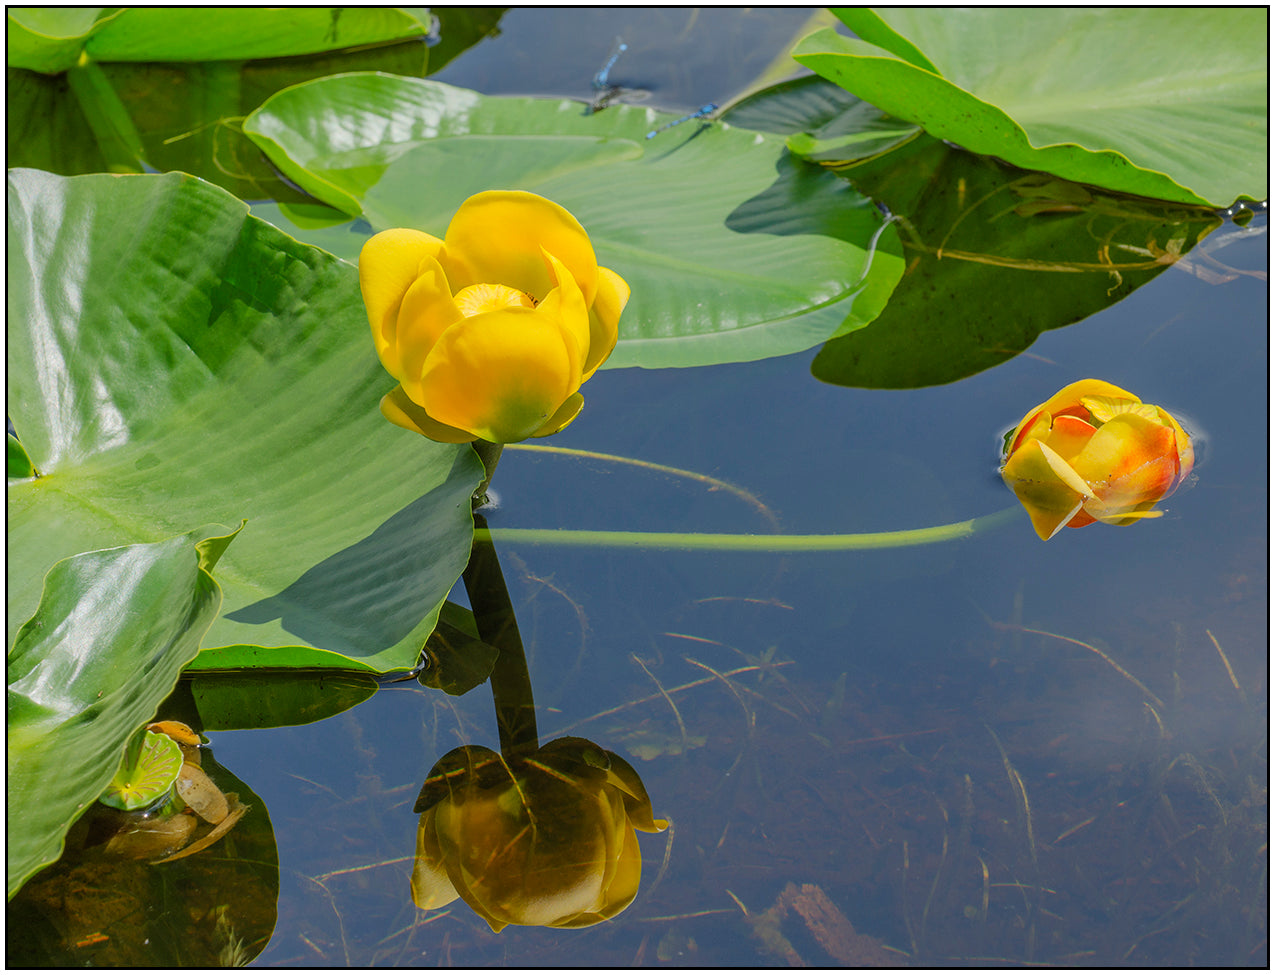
[99,730,183,811]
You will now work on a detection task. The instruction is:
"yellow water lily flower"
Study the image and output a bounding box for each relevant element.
[411,737,667,932]
[1001,379,1194,540]
[360,191,629,444]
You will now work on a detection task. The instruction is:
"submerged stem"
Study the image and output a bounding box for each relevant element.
[506,443,781,531]
[474,505,1021,552]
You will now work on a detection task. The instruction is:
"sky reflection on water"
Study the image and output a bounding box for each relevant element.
[222,196,1266,964]
[223,9,1268,966]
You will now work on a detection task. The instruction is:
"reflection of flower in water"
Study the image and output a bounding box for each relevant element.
[411,736,667,931]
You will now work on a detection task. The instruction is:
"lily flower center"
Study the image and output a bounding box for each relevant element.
[454,282,537,317]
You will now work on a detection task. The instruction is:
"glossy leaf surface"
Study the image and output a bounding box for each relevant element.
[7,169,482,674]
[7,524,238,897]
[244,74,905,369]
[795,8,1267,207]
[730,76,1225,387]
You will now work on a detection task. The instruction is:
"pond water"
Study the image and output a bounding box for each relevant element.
[9,8,1268,968]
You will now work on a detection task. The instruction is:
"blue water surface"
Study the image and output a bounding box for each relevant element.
[204,9,1267,966]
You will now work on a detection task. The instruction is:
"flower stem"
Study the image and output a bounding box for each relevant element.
[462,511,539,756]
[470,440,503,509]
[474,505,1022,552]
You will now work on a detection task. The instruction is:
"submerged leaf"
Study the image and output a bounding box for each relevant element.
[175,762,230,824]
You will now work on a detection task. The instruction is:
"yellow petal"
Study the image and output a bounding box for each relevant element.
[1002,439,1092,540]
[379,386,476,444]
[1072,412,1179,515]
[1156,406,1195,483]
[532,392,584,438]
[393,255,463,399]
[1080,395,1161,425]
[359,228,446,368]
[419,308,581,444]
[602,752,668,834]
[559,785,642,928]
[1040,413,1097,465]
[1006,407,1052,458]
[1091,500,1165,527]
[453,282,535,316]
[537,249,591,361]
[440,190,599,305]
[600,823,644,918]
[1034,378,1139,419]
[582,265,628,380]
[1006,380,1141,460]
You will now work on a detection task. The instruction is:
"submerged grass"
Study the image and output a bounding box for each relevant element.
[17,601,1260,968]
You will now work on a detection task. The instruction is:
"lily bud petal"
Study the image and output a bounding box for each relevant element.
[1001,380,1193,540]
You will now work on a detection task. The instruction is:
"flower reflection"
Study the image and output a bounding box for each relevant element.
[411,736,667,932]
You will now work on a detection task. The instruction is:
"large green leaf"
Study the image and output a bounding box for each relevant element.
[7,169,482,673]
[7,524,238,898]
[243,74,905,369]
[726,76,1221,387]
[794,8,1268,208]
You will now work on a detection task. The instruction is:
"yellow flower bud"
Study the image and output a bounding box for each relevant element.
[1001,379,1193,540]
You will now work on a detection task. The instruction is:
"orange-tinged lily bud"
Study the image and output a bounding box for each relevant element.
[410,738,667,932]
[359,191,629,445]
[1001,379,1193,540]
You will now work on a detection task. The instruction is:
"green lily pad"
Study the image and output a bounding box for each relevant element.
[243,74,906,369]
[794,8,1267,207]
[6,7,122,74]
[724,72,921,165]
[7,524,239,898]
[7,168,481,674]
[99,730,184,811]
[729,73,1225,387]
